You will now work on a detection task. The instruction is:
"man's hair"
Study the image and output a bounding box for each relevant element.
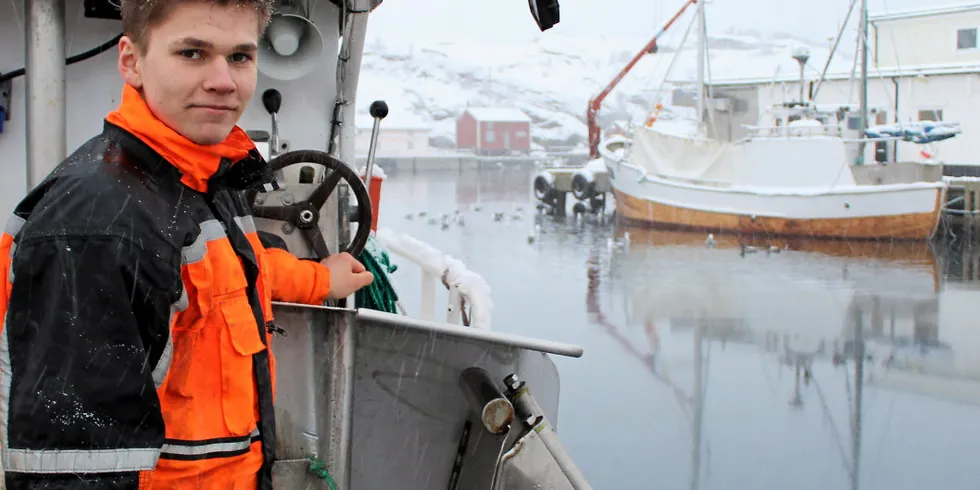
[120,0,275,50]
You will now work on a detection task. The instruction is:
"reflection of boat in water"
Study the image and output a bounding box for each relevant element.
[586,227,980,488]
[608,226,980,403]
[607,225,941,351]
[613,226,980,406]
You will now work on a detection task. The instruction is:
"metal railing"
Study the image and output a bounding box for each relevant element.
[741,123,844,140]
[375,228,493,330]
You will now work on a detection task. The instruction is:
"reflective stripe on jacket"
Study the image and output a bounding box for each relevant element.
[0,84,331,490]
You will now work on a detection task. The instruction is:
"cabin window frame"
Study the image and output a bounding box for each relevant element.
[918,109,944,122]
[956,27,978,51]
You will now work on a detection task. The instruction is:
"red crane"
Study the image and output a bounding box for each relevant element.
[587,0,698,159]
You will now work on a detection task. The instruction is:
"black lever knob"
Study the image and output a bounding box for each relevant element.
[369,100,388,119]
[262,89,282,115]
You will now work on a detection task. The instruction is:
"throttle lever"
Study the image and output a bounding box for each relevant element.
[262,89,284,183]
[363,100,388,184]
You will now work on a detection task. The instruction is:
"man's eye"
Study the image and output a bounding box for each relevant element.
[230,53,254,63]
[178,49,203,60]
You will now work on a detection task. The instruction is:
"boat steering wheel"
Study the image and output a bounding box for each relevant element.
[250,150,373,260]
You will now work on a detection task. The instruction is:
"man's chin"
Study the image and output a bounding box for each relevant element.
[186,128,233,146]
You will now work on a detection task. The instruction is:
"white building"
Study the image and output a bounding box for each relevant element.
[354,113,431,157]
[707,3,980,166]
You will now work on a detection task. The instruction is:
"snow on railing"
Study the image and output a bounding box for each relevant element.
[742,122,844,139]
[375,228,493,330]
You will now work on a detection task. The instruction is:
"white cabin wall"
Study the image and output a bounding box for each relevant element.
[872,9,980,69]
[354,128,432,157]
[0,1,341,217]
[730,72,980,166]
[0,2,120,217]
[810,74,980,165]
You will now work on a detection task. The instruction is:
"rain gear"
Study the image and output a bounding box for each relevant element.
[0,83,331,489]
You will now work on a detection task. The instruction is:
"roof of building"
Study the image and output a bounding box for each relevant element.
[463,107,532,122]
[869,2,980,22]
[354,112,431,131]
[709,61,980,87]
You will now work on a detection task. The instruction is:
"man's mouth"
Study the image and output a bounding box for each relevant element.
[192,105,237,111]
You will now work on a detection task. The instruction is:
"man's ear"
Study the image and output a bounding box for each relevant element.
[117,35,143,89]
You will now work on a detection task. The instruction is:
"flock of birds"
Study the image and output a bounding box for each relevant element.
[404,203,544,242]
[401,210,787,256]
[705,233,787,256]
[404,204,526,228]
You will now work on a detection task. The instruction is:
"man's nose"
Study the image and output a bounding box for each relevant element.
[203,58,236,93]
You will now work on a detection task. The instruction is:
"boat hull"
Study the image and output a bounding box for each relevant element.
[606,165,945,240]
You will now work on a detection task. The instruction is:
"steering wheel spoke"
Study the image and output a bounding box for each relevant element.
[308,169,345,209]
[302,226,333,259]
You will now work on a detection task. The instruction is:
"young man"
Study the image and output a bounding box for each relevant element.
[0,1,373,488]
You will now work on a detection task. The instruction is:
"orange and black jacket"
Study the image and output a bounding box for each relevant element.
[0,84,331,489]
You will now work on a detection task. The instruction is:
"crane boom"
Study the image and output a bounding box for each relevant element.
[587,0,697,159]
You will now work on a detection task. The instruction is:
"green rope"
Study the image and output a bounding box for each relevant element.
[307,457,339,490]
[355,233,399,313]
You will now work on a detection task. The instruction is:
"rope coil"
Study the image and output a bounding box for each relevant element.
[354,234,399,313]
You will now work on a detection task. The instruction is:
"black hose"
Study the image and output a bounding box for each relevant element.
[0,33,123,84]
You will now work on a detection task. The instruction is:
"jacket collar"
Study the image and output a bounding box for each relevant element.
[104,83,271,193]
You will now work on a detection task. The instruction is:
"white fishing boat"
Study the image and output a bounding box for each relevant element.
[595,0,961,240]
[0,1,592,489]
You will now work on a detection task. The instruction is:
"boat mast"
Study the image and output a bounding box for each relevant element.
[857,0,869,165]
[696,0,706,132]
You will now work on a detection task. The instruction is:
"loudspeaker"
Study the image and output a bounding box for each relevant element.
[528,0,560,31]
[258,3,324,81]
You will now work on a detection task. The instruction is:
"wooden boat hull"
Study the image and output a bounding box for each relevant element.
[612,187,944,240]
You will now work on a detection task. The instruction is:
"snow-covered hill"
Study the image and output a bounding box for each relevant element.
[355,28,858,149]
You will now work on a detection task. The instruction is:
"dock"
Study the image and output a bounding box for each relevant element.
[942,176,980,232]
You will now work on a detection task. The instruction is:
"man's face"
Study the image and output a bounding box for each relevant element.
[118,3,261,146]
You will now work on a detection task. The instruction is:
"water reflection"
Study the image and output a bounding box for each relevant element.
[379,166,980,490]
[593,226,980,489]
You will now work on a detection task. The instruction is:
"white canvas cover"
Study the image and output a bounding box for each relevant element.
[629,125,736,184]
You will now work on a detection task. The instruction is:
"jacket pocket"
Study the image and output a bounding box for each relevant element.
[219,293,267,436]
[163,258,214,399]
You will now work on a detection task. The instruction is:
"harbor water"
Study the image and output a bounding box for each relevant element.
[378,164,980,490]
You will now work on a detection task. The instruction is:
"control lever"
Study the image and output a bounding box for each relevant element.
[363,100,388,184]
[262,88,282,159]
[503,374,593,490]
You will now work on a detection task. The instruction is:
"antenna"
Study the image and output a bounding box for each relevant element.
[792,46,810,105]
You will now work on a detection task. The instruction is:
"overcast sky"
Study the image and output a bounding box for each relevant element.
[365,0,966,45]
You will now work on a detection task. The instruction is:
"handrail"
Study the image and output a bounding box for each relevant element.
[375,228,493,330]
[741,124,844,139]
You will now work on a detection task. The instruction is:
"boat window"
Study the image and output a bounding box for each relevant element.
[918,109,943,122]
[957,27,977,50]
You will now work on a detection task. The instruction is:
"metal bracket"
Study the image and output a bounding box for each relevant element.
[0,78,11,121]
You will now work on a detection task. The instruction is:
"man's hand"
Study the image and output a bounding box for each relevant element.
[322,252,374,300]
